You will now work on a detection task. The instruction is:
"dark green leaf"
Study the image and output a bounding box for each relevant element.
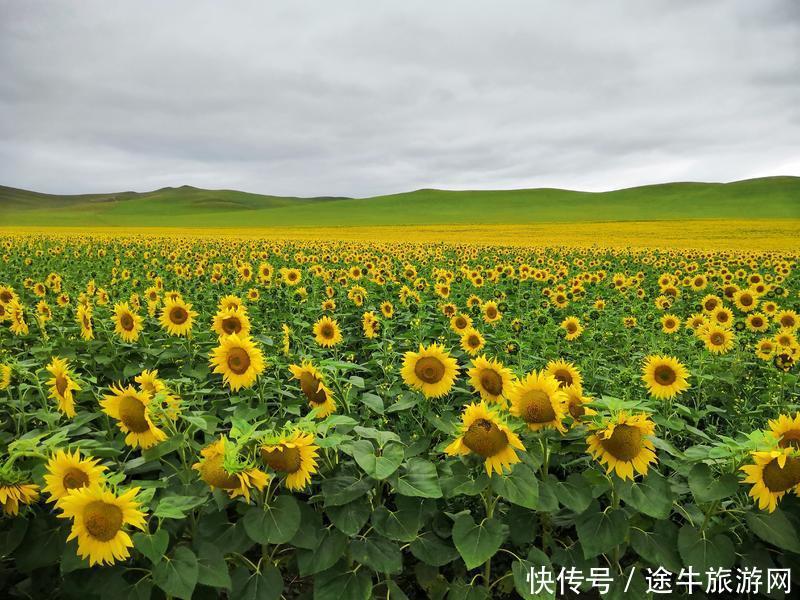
[243,495,301,545]
[153,546,198,600]
[451,513,507,570]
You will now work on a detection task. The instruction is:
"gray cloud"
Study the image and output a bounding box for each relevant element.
[0,0,798,197]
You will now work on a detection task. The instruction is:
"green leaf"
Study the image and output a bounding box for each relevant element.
[60,539,90,574]
[326,497,371,536]
[535,474,559,512]
[243,495,301,545]
[360,392,384,414]
[746,509,800,553]
[409,531,460,567]
[321,474,374,507]
[349,439,404,480]
[677,525,735,576]
[554,472,592,513]
[153,494,206,519]
[630,520,683,572]
[153,546,199,600]
[491,463,540,510]
[688,463,739,503]
[350,534,403,574]
[297,529,348,576]
[575,502,629,559]
[133,529,169,564]
[197,542,232,589]
[231,564,282,600]
[371,498,425,542]
[391,458,443,498]
[616,470,674,519]
[314,565,373,600]
[0,518,28,557]
[512,547,555,600]
[451,513,507,570]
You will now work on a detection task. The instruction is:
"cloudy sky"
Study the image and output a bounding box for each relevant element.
[1,1,798,197]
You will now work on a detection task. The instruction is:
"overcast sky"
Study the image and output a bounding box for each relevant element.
[1,0,798,197]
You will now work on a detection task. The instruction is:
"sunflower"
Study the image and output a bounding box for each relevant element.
[313,316,343,348]
[159,298,197,337]
[112,302,142,343]
[0,481,39,515]
[755,338,777,361]
[209,334,266,391]
[741,449,800,513]
[641,355,690,400]
[281,268,302,286]
[482,301,502,324]
[380,301,394,318]
[445,402,525,476]
[43,449,106,504]
[460,328,485,355]
[746,312,769,333]
[660,314,680,334]
[586,412,657,480]
[733,289,758,313]
[776,310,799,331]
[544,359,582,389]
[100,385,166,449]
[46,357,81,417]
[76,304,93,340]
[135,369,181,420]
[508,371,568,433]
[563,384,596,425]
[193,438,269,502]
[685,313,707,331]
[0,364,11,390]
[281,323,292,356]
[260,431,319,491]
[450,313,473,334]
[775,329,798,351]
[289,361,336,417]
[700,324,735,355]
[211,307,251,338]
[401,343,459,399]
[467,355,514,405]
[769,414,800,449]
[57,485,146,566]
[560,316,583,340]
[711,306,734,329]
[218,295,243,312]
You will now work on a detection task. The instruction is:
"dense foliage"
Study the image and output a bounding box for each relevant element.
[0,234,798,599]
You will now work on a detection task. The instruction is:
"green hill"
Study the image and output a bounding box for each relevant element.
[1,176,798,228]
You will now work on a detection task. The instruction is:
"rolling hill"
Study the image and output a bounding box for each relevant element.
[1,176,798,228]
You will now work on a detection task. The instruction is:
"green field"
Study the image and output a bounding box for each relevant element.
[1,176,798,227]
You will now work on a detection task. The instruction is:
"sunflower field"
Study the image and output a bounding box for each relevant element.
[0,232,799,599]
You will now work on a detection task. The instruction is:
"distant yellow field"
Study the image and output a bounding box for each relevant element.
[2,219,799,251]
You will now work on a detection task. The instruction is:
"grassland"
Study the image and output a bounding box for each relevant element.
[1,176,798,228]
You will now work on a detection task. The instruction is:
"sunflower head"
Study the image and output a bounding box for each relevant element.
[467,355,514,404]
[508,371,568,433]
[313,316,343,348]
[57,485,146,566]
[544,359,582,389]
[642,355,690,400]
[209,334,266,391]
[212,307,251,338]
[445,402,525,476]
[159,298,197,337]
[288,361,336,418]
[586,412,657,480]
[741,448,800,513]
[43,449,106,503]
[193,437,269,502]
[401,343,459,399]
[100,385,166,449]
[460,328,485,355]
[260,430,320,491]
